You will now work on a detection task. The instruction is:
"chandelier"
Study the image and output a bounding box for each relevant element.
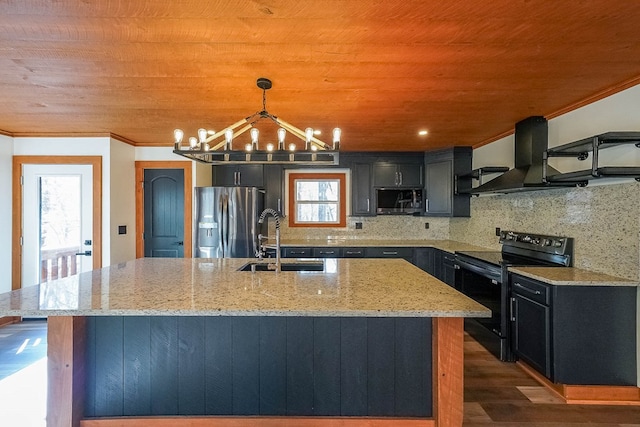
[173,78,341,165]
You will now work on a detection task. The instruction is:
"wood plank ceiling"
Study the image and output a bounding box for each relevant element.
[1,0,640,151]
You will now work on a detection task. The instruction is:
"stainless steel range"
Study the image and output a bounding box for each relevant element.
[455,231,573,361]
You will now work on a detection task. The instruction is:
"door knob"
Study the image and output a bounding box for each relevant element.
[176,241,184,246]
[75,250,92,256]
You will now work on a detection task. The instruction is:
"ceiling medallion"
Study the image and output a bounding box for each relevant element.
[173,78,341,165]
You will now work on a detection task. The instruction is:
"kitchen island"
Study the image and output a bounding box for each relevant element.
[0,257,490,427]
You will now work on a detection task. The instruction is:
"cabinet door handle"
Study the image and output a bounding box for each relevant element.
[510,297,516,321]
[425,199,429,212]
[383,251,398,255]
[399,171,403,185]
[454,174,459,195]
[345,250,362,255]
[514,282,542,295]
[237,172,241,185]
[277,198,281,212]
[366,198,370,211]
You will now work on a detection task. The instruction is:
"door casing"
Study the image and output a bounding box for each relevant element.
[12,156,102,291]
[135,161,192,258]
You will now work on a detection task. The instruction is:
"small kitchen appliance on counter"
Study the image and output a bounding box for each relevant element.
[455,231,573,361]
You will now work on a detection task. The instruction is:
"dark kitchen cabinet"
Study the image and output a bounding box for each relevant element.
[413,248,435,275]
[351,162,374,216]
[364,247,414,262]
[282,247,313,258]
[212,164,264,187]
[424,147,472,217]
[511,277,552,377]
[312,247,342,258]
[510,273,637,385]
[264,165,284,215]
[373,161,423,188]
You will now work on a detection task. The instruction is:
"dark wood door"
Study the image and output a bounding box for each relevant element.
[144,169,185,257]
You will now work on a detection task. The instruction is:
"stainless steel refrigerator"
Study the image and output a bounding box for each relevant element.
[194,187,264,258]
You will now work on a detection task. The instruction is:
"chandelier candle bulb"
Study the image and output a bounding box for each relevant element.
[277,127,286,150]
[250,127,259,151]
[305,127,314,150]
[174,129,184,144]
[189,137,197,149]
[224,129,233,150]
[198,128,207,143]
[333,128,341,150]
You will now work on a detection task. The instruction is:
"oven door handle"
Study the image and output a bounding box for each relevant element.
[455,258,502,283]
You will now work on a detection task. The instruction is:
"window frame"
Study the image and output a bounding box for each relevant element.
[287,172,347,228]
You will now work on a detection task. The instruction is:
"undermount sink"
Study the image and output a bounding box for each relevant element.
[238,260,325,272]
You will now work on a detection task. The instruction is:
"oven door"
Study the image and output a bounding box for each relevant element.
[455,255,514,361]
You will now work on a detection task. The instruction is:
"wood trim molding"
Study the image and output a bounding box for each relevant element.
[11,156,102,291]
[134,161,192,258]
[0,316,20,327]
[287,172,347,228]
[80,417,435,427]
[432,317,464,427]
[517,361,640,406]
[48,316,87,427]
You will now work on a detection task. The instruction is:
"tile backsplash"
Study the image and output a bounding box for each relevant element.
[273,181,639,280]
[276,215,451,241]
[451,181,640,281]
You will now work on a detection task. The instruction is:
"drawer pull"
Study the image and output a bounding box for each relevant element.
[345,251,361,255]
[514,282,542,295]
[383,251,398,255]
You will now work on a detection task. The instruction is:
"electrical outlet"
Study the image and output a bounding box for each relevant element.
[425,222,429,229]
[355,222,363,229]
[495,227,501,236]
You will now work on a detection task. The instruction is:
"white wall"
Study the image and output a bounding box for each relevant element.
[109,138,136,264]
[135,146,211,186]
[0,134,13,293]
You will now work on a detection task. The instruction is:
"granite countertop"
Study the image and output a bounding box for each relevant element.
[0,258,490,318]
[509,266,640,287]
[268,238,491,253]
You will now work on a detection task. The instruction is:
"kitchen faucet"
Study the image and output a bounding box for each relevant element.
[257,208,281,272]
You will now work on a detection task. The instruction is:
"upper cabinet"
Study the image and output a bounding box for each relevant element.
[263,164,284,215]
[424,147,472,217]
[212,164,264,187]
[373,158,424,188]
[351,162,375,216]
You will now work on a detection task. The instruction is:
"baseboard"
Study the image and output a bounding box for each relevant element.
[0,316,20,327]
[517,361,640,405]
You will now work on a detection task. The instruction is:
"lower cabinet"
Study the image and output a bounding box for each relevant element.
[511,277,552,377]
[510,273,637,385]
[281,246,454,286]
[364,247,414,263]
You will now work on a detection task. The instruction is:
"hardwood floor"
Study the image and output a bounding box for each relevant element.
[0,320,639,426]
[463,334,640,426]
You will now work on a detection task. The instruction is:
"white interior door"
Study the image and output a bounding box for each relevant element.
[21,164,93,287]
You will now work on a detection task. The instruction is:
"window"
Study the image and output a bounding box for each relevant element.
[288,172,347,227]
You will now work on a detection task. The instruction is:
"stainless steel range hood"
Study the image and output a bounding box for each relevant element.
[470,116,572,194]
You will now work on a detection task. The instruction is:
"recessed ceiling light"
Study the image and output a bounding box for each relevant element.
[418,130,429,136]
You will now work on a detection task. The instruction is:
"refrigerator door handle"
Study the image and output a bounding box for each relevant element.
[221,193,229,257]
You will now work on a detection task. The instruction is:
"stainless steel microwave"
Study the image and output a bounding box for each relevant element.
[376,188,423,215]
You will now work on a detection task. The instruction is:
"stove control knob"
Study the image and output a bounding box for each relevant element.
[532,238,541,245]
[522,235,531,243]
[542,239,551,246]
[553,239,563,248]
